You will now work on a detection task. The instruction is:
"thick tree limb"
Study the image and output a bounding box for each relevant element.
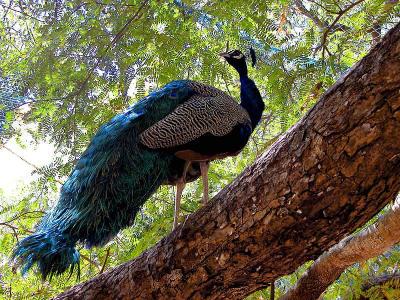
[55,23,400,299]
[280,197,400,300]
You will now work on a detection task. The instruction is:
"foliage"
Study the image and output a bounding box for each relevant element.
[0,0,399,298]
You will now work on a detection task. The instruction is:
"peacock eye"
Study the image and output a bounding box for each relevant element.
[232,53,244,59]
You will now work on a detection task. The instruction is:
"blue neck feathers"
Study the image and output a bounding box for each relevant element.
[239,74,264,129]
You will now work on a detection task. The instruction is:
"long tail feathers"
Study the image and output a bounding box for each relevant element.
[12,81,194,279]
[13,230,80,280]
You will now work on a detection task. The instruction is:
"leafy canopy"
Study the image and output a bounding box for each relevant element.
[0,0,399,299]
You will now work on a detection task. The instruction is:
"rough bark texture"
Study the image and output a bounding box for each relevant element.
[280,198,400,300]
[55,23,400,300]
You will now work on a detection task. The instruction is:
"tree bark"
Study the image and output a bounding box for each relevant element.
[280,197,400,300]
[55,23,400,300]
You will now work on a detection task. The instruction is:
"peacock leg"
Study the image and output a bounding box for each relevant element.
[173,161,191,230]
[200,161,209,205]
[173,181,185,230]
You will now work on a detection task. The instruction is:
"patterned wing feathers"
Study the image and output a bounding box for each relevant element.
[139,92,250,149]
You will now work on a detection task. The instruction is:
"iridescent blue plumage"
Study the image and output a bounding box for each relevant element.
[13,80,198,279]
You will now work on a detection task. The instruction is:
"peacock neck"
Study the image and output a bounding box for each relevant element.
[239,75,264,129]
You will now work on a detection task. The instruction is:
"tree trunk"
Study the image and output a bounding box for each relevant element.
[55,23,400,300]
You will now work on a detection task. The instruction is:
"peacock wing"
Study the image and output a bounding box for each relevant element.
[139,92,250,150]
[67,80,196,192]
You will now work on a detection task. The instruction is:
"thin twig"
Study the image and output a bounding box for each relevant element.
[222,75,232,96]
[0,3,45,22]
[5,210,45,224]
[320,0,366,53]
[307,0,338,13]
[154,197,193,213]
[0,222,19,240]
[0,221,34,235]
[64,0,150,101]
[80,254,101,270]
[270,280,275,300]
[2,145,64,185]
[1,0,12,21]
[294,0,327,28]
[3,145,40,170]
[94,1,137,7]
[99,248,110,274]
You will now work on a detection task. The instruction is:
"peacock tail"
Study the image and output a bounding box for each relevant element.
[13,80,197,279]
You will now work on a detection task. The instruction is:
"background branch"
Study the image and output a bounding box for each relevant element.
[280,197,400,300]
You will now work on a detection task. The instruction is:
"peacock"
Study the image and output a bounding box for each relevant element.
[13,48,264,279]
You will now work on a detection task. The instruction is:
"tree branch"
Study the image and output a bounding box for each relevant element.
[99,248,111,274]
[280,197,400,300]
[294,0,327,28]
[361,273,400,294]
[2,145,64,185]
[80,254,101,271]
[63,0,150,101]
[0,2,45,23]
[294,0,351,33]
[367,0,399,45]
[270,281,275,300]
[5,210,45,224]
[55,23,400,299]
[318,0,365,56]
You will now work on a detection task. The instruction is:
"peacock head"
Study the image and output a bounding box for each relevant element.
[219,48,256,77]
